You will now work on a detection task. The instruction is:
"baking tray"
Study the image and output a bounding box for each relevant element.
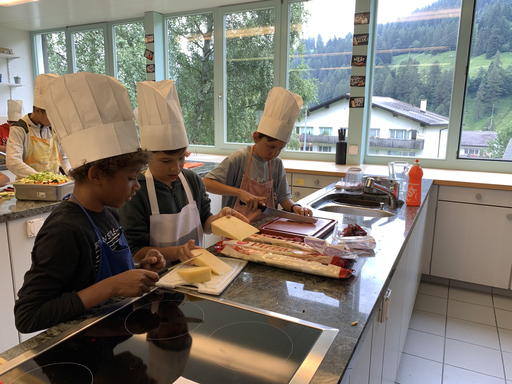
[258,216,336,241]
[13,181,75,201]
[155,256,247,295]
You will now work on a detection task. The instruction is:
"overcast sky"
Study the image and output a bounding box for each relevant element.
[303,0,438,40]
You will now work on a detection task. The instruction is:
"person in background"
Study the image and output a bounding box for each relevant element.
[0,172,9,187]
[118,80,248,265]
[203,87,313,224]
[6,74,72,179]
[14,72,167,334]
[0,100,23,153]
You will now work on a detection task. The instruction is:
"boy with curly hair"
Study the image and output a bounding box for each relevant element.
[15,73,169,333]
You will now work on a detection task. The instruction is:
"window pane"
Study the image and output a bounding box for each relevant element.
[167,13,215,146]
[369,1,461,159]
[225,9,275,144]
[72,29,106,74]
[460,0,512,161]
[34,32,67,75]
[287,0,356,153]
[114,22,146,110]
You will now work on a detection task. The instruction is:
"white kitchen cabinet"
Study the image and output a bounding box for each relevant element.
[347,324,372,384]
[7,212,51,342]
[421,185,437,275]
[369,316,386,384]
[431,200,512,289]
[0,222,18,353]
[288,173,339,202]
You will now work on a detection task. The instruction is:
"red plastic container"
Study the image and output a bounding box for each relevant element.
[406,159,423,206]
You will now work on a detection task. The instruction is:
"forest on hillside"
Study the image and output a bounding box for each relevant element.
[293,0,512,138]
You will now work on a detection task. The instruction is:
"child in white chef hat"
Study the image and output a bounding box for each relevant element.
[14,72,170,334]
[203,87,313,224]
[118,80,248,264]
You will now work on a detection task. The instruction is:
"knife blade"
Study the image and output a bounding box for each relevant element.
[241,201,317,224]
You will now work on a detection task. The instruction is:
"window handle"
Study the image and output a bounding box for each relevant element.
[218,93,222,107]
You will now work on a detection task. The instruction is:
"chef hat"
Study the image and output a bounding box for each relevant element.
[44,72,141,168]
[136,80,189,151]
[33,73,59,109]
[7,99,23,121]
[257,87,303,143]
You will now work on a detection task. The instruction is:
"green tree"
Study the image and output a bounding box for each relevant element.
[483,122,512,158]
[44,32,67,75]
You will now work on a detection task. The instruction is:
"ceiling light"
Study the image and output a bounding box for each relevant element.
[0,0,39,6]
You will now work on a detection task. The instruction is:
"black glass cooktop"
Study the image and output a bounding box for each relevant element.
[0,290,338,384]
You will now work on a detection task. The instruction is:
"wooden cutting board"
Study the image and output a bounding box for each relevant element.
[258,217,336,241]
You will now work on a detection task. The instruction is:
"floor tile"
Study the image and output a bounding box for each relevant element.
[409,309,446,337]
[447,300,496,326]
[497,309,512,331]
[495,295,512,312]
[402,329,444,362]
[418,282,448,298]
[503,351,512,379]
[445,338,504,378]
[395,353,442,384]
[414,293,447,316]
[443,364,506,384]
[500,328,512,354]
[446,317,500,350]
[449,286,493,307]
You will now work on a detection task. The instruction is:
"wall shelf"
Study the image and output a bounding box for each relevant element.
[0,53,20,60]
[0,83,23,88]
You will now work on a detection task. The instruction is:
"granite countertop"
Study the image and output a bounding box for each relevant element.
[0,173,433,384]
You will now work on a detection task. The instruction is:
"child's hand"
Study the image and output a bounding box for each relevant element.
[111,269,159,297]
[219,207,249,223]
[292,205,313,217]
[177,239,201,265]
[238,190,266,210]
[139,249,166,271]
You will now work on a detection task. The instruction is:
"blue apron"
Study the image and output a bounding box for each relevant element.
[66,194,135,282]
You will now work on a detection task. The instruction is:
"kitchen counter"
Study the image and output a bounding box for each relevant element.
[0,172,434,384]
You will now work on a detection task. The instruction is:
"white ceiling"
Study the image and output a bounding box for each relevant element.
[0,0,259,31]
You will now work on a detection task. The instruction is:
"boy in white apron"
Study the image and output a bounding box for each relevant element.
[203,87,313,224]
[15,73,166,334]
[118,80,248,265]
[6,74,72,179]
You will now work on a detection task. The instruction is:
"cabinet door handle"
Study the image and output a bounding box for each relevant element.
[294,191,300,197]
[507,214,512,221]
[314,179,319,185]
[475,193,482,200]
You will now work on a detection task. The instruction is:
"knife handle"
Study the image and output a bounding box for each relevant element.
[239,200,266,212]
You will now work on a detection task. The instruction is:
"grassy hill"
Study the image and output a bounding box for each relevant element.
[386,51,512,132]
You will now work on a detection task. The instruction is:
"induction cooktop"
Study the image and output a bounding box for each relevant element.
[0,290,338,384]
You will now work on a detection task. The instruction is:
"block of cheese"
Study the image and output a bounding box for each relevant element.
[177,266,212,283]
[211,216,259,240]
[192,249,233,275]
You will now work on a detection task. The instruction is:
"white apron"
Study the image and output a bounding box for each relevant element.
[145,169,204,248]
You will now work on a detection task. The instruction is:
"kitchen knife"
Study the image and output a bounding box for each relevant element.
[241,201,317,224]
[157,253,203,276]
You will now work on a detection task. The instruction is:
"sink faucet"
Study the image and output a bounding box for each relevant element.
[364,177,400,210]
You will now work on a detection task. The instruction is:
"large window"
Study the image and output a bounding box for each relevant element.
[459,0,512,161]
[167,13,215,146]
[225,8,275,144]
[368,0,462,159]
[114,22,146,110]
[71,29,106,74]
[287,0,356,152]
[33,32,67,75]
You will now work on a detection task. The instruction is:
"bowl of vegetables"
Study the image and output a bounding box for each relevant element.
[14,172,74,201]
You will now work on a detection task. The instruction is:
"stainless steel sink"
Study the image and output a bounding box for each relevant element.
[304,190,404,218]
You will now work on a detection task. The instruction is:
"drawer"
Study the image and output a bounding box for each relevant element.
[286,172,292,185]
[438,186,512,208]
[291,186,318,202]
[291,174,339,189]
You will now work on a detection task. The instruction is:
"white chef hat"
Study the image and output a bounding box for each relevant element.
[7,99,23,121]
[256,87,303,143]
[136,80,189,151]
[33,73,59,109]
[44,72,141,168]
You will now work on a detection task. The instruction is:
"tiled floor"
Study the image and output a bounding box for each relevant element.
[396,281,512,384]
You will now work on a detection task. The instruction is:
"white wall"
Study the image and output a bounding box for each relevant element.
[0,25,33,123]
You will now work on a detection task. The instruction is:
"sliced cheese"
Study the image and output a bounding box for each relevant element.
[211,216,259,240]
[191,249,233,275]
[177,266,212,283]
